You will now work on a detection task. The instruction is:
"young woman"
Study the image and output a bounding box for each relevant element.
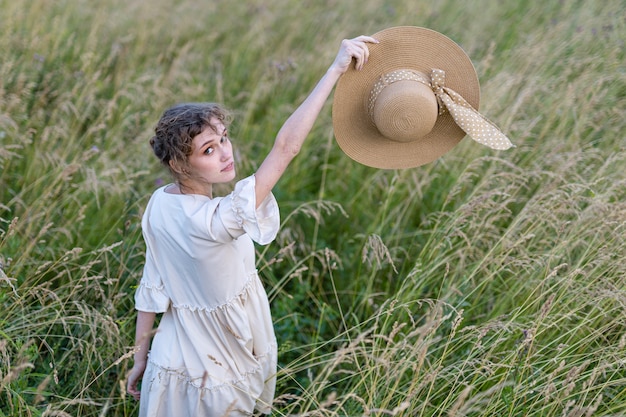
[126,35,377,416]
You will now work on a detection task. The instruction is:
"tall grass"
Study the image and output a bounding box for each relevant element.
[1,0,624,415]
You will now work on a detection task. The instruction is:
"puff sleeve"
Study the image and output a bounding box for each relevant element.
[134,229,171,313]
[214,175,280,245]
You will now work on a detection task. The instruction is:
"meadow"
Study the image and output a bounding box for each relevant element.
[1,0,625,415]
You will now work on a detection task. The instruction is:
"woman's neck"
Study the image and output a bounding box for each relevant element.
[170,181,212,198]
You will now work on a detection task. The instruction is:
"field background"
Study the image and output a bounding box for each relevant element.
[1,0,625,416]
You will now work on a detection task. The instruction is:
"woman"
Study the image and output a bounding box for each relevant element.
[126,35,377,416]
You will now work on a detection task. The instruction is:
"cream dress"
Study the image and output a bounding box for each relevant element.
[134,175,279,416]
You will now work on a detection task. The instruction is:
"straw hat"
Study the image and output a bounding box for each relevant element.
[332,26,512,169]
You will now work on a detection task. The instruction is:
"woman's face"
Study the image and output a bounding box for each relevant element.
[179,118,236,195]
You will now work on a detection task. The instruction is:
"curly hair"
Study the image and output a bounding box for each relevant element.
[150,102,231,182]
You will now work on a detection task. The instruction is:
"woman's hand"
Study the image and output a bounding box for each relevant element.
[330,35,379,74]
[127,359,147,400]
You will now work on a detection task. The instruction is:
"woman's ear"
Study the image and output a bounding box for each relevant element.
[169,159,184,174]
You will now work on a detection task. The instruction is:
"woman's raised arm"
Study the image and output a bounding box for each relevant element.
[253,36,378,208]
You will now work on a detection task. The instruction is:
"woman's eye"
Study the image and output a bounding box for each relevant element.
[204,147,214,155]
[221,135,228,143]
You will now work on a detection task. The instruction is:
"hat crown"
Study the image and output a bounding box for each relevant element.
[369,70,438,143]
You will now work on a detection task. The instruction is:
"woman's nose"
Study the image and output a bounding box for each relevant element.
[220,142,232,160]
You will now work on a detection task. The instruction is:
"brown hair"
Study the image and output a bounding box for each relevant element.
[150,102,231,181]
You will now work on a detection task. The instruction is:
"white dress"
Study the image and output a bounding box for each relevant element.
[134,175,279,416]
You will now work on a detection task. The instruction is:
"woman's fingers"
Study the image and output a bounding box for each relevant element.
[343,36,378,71]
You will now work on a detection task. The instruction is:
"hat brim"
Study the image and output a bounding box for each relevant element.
[332,26,480,169]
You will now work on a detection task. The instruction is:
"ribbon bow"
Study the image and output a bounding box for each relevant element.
[430,69,513,150]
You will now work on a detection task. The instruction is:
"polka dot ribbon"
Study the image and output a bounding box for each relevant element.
[430,69,513,150]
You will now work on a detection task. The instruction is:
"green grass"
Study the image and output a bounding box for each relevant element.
[1,0,625,415]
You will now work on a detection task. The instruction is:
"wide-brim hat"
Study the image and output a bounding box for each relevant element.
[332,26,512,169]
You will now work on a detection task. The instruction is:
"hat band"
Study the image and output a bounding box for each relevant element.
[368,68,514,150]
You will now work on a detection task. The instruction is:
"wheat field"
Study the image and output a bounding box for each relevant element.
[1,0,625,416]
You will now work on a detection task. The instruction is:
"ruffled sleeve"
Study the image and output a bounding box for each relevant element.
[134,231,171,313]
[214,175,280,245]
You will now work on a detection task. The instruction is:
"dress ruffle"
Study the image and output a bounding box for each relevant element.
[134,281,170,313]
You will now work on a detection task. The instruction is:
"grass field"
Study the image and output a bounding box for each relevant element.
[1,0,625,415]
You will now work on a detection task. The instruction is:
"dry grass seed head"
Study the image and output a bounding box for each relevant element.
[362,234,398,273]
